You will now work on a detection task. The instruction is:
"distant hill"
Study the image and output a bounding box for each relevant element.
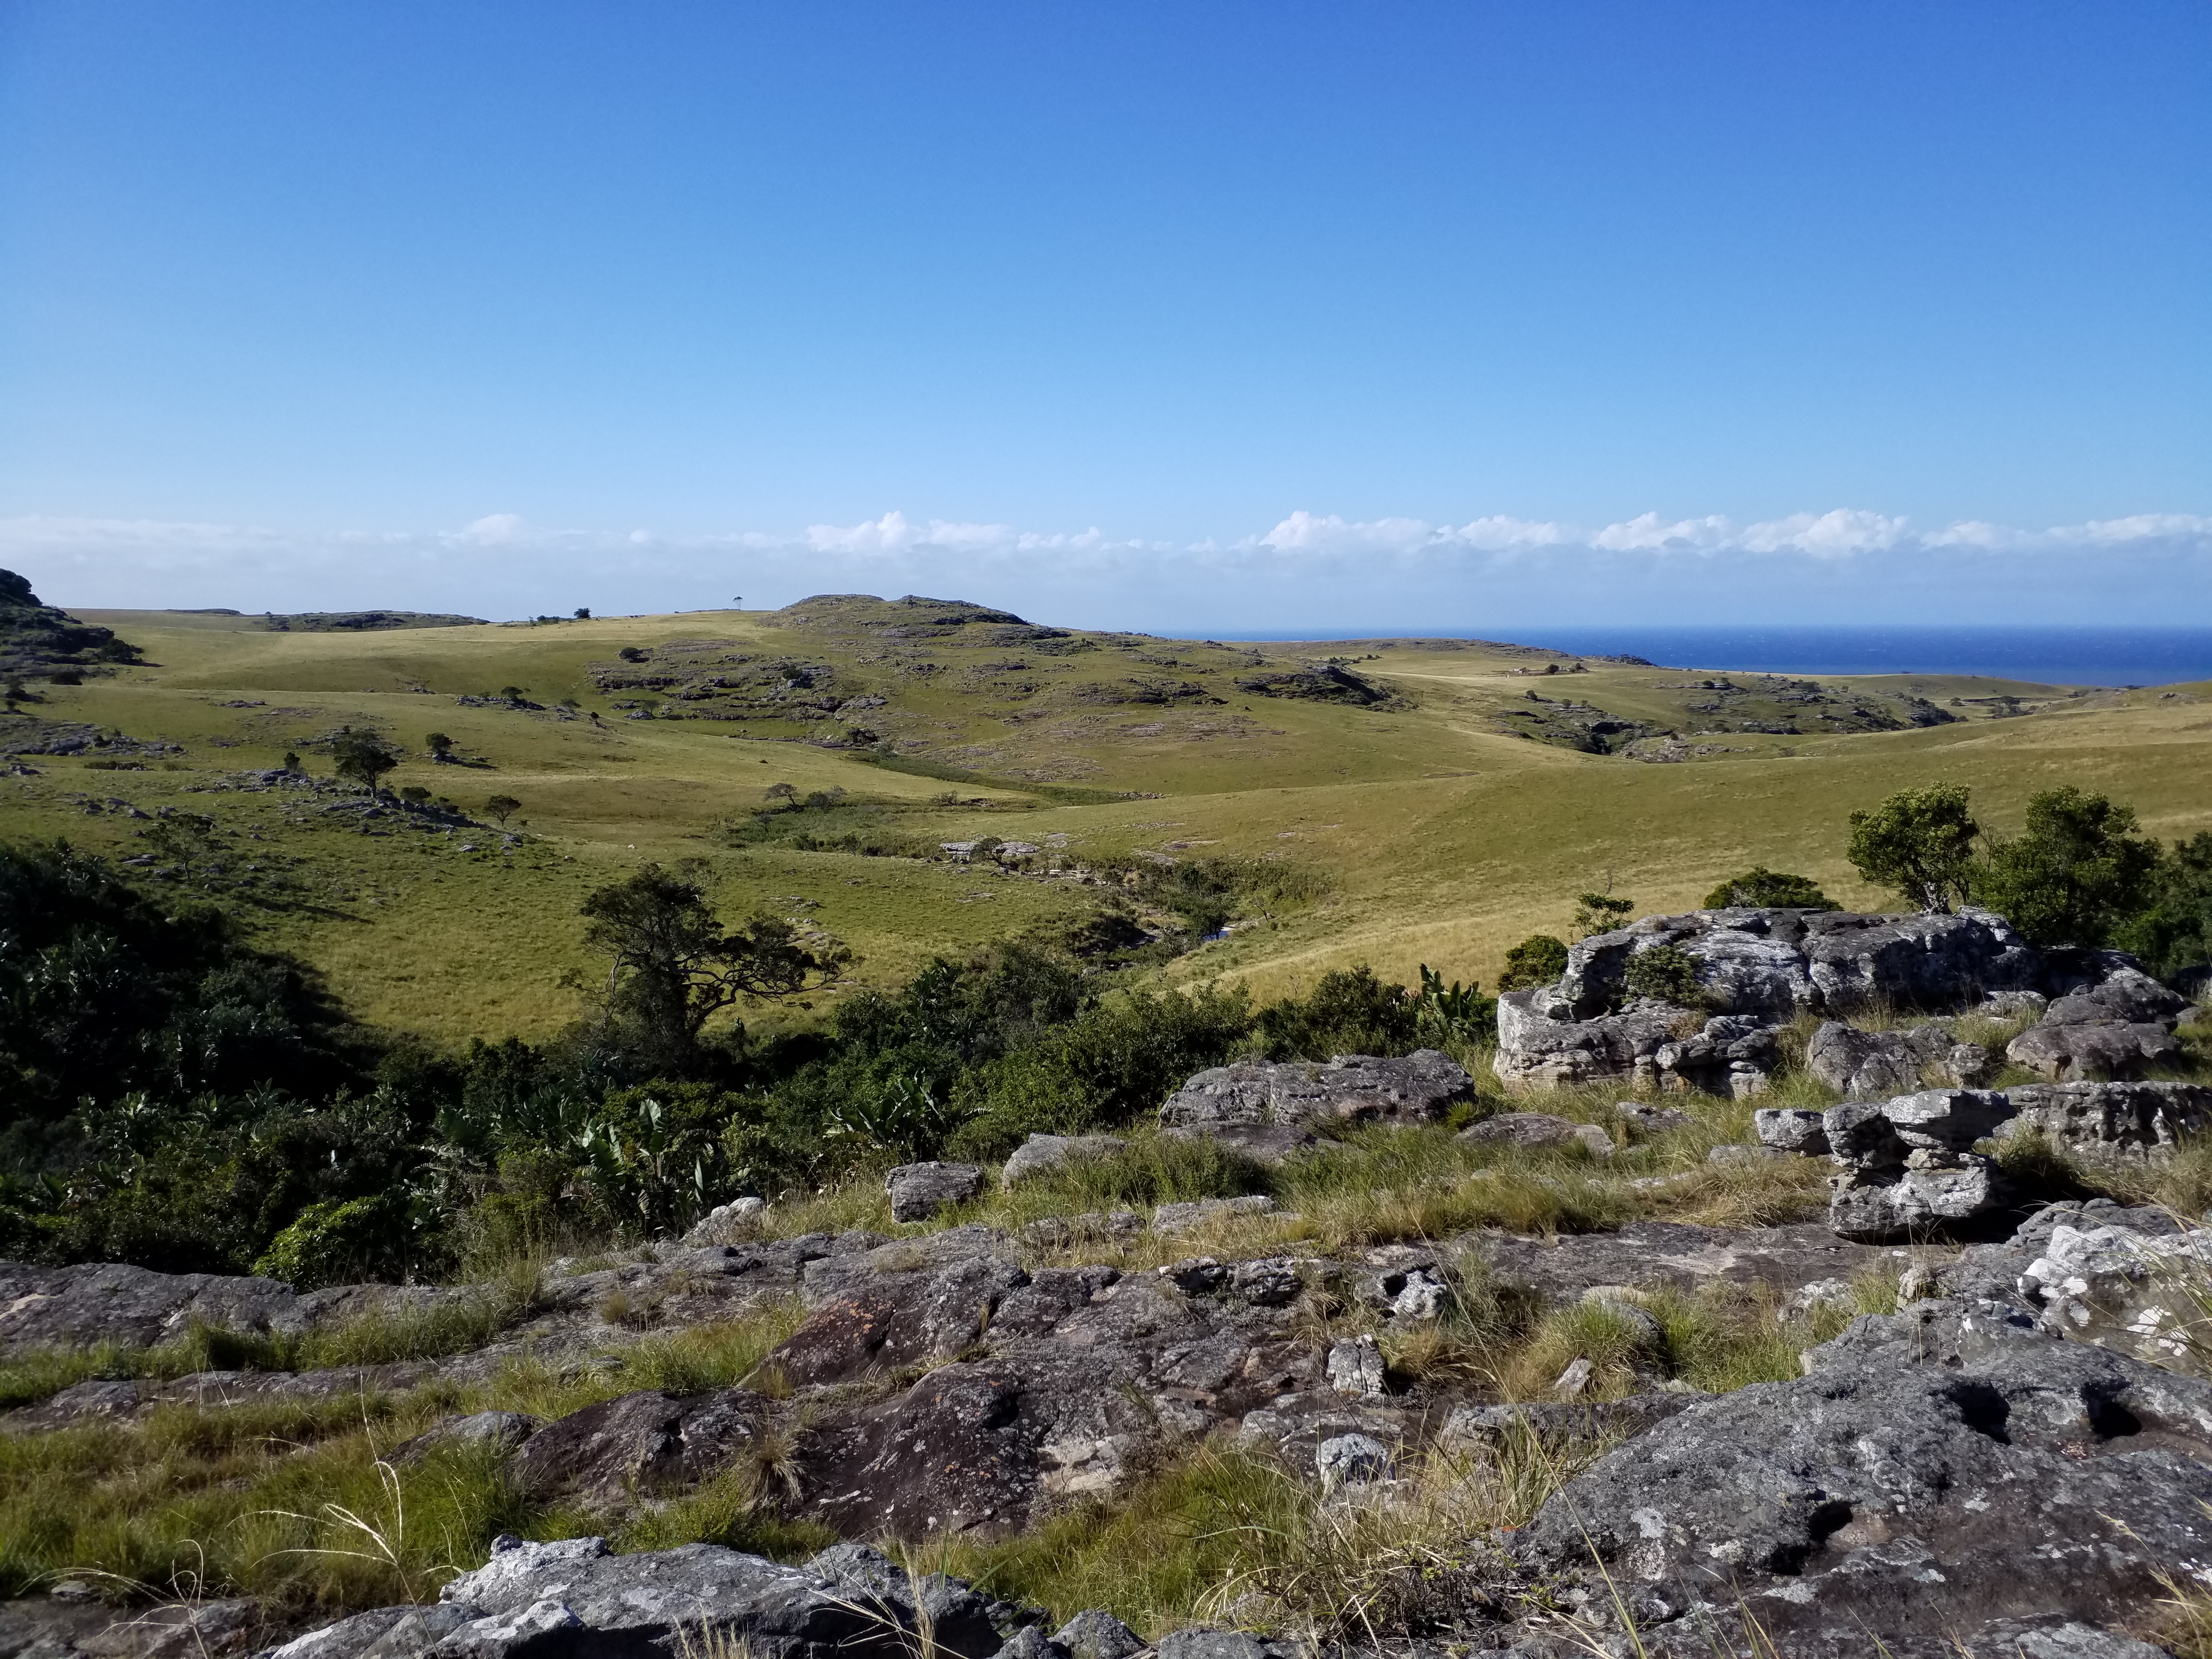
[0,569,141,679]
[258,610,488,632]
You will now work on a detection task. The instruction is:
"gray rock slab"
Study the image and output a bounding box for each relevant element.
[1159,1050,1472,1131]
[885,1161,987,1223]
[999,1134,1126,1188]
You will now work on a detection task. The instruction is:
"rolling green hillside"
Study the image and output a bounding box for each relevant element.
[5,594,2207,1044]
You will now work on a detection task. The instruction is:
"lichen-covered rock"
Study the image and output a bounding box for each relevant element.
[885,1161,987,1222]
[2007,1018,2185,1082]
[507,1389,766,1508]
[2016,1220,2212,1370]
[1825,1090,2020,1242]
[1159,1050,1473,1132]
[1753,1107,1830,1154]
[1458,1111,1611,1156]
[2043,965,2191,1029]
[1806,1020,1989,1098]
[1492,993,1685,1089]
[1999,1080,2212,1161]
[1509,1298,2212,1656]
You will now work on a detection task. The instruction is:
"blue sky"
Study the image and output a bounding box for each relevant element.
[1,1,2207,629]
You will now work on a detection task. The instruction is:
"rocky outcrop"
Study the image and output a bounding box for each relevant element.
[2007,965,2194,1082]
[1552,907,2043,1021]
[2000,1080,2212,1161]
[1157,1051,1473,1134]
[1491,995,1685,1089]
[274,1536,1035,1659]
[1000,1134,1126,1188]
[1509,1296,2212,1656]
[1458,1112,1612,1157]
[1805,1019,1990,1098]
[1825,1090,2017,1243]
[507,1388,766,1509]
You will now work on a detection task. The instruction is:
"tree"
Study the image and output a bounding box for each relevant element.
[331,734,398,795]
[1571,892,1635,939]
[3,678,29,712]
[1497,934,1570,992]
[1975,786,2162,947]
[425,733,454,762]
[497,685,526,704]
[282,751,302,773]
[574,607,591,620]
[2116,833,2212,981]
[1702,868,1838,910]
[581,863,847,1074]
[485,794,522,825]
[1847,784,1979,912]
[763,782,798,805]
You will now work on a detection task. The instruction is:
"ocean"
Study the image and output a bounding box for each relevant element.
[1205,626,2212,687]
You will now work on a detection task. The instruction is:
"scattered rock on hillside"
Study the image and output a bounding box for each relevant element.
[1508,1297,2212,1657]
[1806,1019,1990,1098]
[1458,1112,1612,1157]
[1752,1107,1829,1154]
[1615,1100,1693,1133]
[1158,1051,1473,1135]
[1000,1134,1126,1187]
[885,1161,987,1222]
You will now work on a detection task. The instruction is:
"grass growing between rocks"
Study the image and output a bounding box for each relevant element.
[0,1298,814,1610]
[944,1430,1587,1643]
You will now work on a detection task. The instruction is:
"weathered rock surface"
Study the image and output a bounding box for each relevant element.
[508,1388,767,1508]
[1510,1297,2212,1656]
[1491,994,1684,1090]
[2000,1079,2212,1161]
[885,1161,987,1222]
[2008,1017,2185,1082]
[1458,1112,1611,1157]
[1805,1019,1989,1098]
[1158,1050,1472,1133]
[0,1594,268,1659]
[1824,1090,2020,1243]
[1000,1134,1127,1188]
[1752,1107,1829,1154]
[276,1535,1034,1659]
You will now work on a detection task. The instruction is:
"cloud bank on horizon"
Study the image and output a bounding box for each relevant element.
[6,505,2209,633]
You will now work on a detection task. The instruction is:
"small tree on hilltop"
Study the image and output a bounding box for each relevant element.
[331,733,398,795]
[764,782,798,805]
[1847,783,1979,913]
[581,862,848,1075]
[485,794,522,825]
[425,732,454,763]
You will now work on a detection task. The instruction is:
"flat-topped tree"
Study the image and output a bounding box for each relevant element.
[330,733,397,795]
[582,862,848,1076]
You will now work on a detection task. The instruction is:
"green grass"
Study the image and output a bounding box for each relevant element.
[13,604,2206,1041]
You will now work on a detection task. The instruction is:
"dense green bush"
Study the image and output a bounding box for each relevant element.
[1701,868,1837,909]
[1256,966,1418,1060]
[1625,944,1703,1007]
[253,1194,411,1289]
[1496,935,1569,993]
[1846,784,1979,912]
[2116,832,2212,982]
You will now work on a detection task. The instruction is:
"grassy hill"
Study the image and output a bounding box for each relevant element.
[5,593,2207,1045]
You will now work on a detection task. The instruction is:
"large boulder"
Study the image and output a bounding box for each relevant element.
[999,1134,1126,1188]
[1508,1297,2212,1657]
[885,1161,986,1222]
[1492,993,1684,1090]
[1999,1080,2212,1162]
[275,1534,1029,1659]
[1805,1019,1990,1098]
[1553,907,2043,1021]
[2015,1219,2212,1370]
[1158,1050,1473,1132]
[2007,1018,2184,1082]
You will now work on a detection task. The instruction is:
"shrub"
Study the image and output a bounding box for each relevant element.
[2117,832,2212,982]
[1624,943,1703,1006]
[1570,892,1635,939]
[1496,935,1568,992]
[253,1194,411,1289]
[1701,867,1837,909]
[1256,966,1418,1060]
